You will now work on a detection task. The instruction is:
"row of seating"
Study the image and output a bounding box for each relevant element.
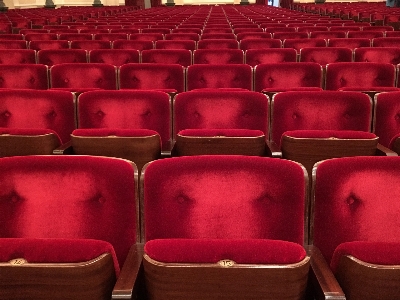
[2,61,400,92]
[2,154,400,299]
[1,46,400,66]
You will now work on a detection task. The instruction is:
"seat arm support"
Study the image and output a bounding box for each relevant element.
[112,243,145,300]
[266,140,282,158]
[53,141,74,155]
[305,245,346,300]
[376,143,398,156]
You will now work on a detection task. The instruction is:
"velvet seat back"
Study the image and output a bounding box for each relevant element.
[186,64,252,90]
[271,91,372,147]
[239,38,282,50]
[119,63,185,92]
[142,156,307,245]
[282,38,327,53]
[50,63,117,90]
[0,49,36,64]
[245,48,297,66]
[37,49,88,66]
[77,90,171,151]
[0,89,75,144]
[193,49,244,65]
[197,39,239,50]
[0,155,138,265]
[254,62,323,93]
[154,40,196,51]
[88,49,140,66]
[141,49,192,67]
[354,47,400,65]
[173,90,268,137]
[374,91,400,148]
[325,62,395,90]
[312,156,400,264]
[0,64,48,89]
[299,47,353,66]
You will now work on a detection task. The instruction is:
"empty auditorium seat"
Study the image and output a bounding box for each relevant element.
[113,39,153,50]
[70,40,111,50]
[0,49,36,64]
[299,47,353,66]
[89,49,139,66]
[29,40,70,51]
[239,38,282,50]
[354,47,400,65]
[141,49,192,67]
[37,49,87,66]
[197,39,239,49]
[245,48,297,66]
[283,38,327,53]
[328,38,371,49]
[193,49,244,64]
[119,63,185,93]
[186,64,252,90]
[154,40,196,50]
[0,64,48,89]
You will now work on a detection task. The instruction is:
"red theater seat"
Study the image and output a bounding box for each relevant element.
[245,48,297,66]
[141,49,192,67]
[299,47,353,66]
[0,49,36,64]
[89,49,139,66]
[354,47,400,65]
[37,49,88,66]
[0,64,48,89]
[197,39,239,49]
[193,49,244,64]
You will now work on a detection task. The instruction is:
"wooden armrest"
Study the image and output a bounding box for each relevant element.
[376,143,398,156]
[305,245,346,300]
[112,243,145,300]
[53,141,74,155]
[266,140,282,158]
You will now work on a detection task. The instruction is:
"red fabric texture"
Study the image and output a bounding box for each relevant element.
[300,47,353,66]
[193,49,244,65]
[389,133,400,150]
[330,241,400,273]
[325,62,395,90]
[77,90,171,151]
[113,40,154,51]
[283,130,376,139]
[143,156,306,244]
[0,238,120,276]
[119,63,185,93]
[186,64,252,90]
[50,63,117,90]
[354,47,400,65]
[89,49,140,66]
[374,91,400,148]
[0,155,137,266]
[254,63,323,93]
[29,40,70,51]
[141,49,192,67]
[145,239,306,264]
[245,48,297,67]
[0,64,48,89]
[271,91,372,147]
[197,39,239,50]
[0,49,36,64]
[239,39,282,50]
[312,156,400,264]
[70,40,112,50]
[155,40,196,51]
[37,49,87,66]
[73,128,159,138]
[282,38,327,52]
[173,90,268,137]
[328,38,371,49]
[0,89,75,143]
[373,37,400,47]
[178,129,265,137]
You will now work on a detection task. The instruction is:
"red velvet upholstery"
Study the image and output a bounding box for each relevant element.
[119,63,185,93]
[325,62,395,91]
[328,38,371,49]
[271,91,372,146]
[0,88,75,143]
[141,49,192,67]
[145,239,306,264]
[299,47,353,66]
[0,64,48,89]
[283,38,327,52]
[70,40,111,50]
[312,156,400,263]
[142,156,306,244]
[193,49,244,65]
[236,32,272,41]
[154,40,196,50]
[273,32,309,40]
[186,64,252,90]
[239,38,282,50]
[372,37,400,47]
[0,49,36,64]
[129,33,164,42]
[77,90,171,151]
[309,31,346,39]
[245,48,297,67]
[50,63,117,90]
[0,155,137,265]
[197,39,239,49]
[37,49,88,66]
[0,238,120,275]
[389,133,400,151]
[254,63,322,93]
[88,49,139,66]
[354,47,400,65]
[330,241,400,273]
[112,40,154,51]
[29,40,70,51]
[165,33,200,41]
[201,33,236,40]
[347,31,384,39]
[24,33,57,41]
[58,33,93,41]
[374,91,400,148]
[94,33,128,41]
[0,40,27,50]
[173,90,268,136]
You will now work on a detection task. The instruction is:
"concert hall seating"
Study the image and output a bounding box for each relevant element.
[193,49,244,64]
[141,49,192,67]
[37,49,88,66]
[245,48,297,66]
[89,49,140,66]
[299,47,353,66]
[0,49,36,64]
[0,64,48,89]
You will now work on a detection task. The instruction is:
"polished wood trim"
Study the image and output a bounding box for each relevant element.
[0,253,116,300]
[305,245,346,300]
[0,133,61,157]
[336,255,400,300]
